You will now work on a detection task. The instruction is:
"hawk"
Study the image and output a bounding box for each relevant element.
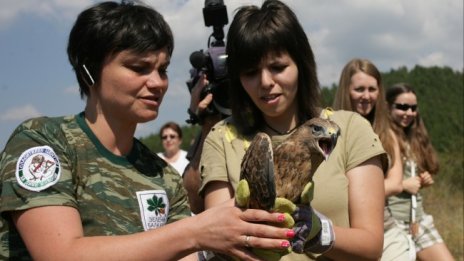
[237,117,340,210]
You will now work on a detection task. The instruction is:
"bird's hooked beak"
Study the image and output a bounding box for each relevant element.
[319,127,339,160]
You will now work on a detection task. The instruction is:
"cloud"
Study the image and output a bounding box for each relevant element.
[418,52,446,67]
[0,105,42,121]
[289,0,463,85]
[0,0,91,29]
[63,84,80,95]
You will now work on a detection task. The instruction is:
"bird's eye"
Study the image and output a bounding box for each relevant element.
[311,124,323,133]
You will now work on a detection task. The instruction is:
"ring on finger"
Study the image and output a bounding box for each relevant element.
[244,235,251,248]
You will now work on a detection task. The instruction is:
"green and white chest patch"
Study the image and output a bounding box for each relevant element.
[15,145,61,192]
[136,190,169,231]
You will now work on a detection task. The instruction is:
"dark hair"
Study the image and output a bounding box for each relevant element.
[386,83,439,174]
[67,1,173,98]
[386,82,416,106]
[226,0,320,134]
[159,121,183,139]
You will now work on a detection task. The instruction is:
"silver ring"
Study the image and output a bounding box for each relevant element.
[244,235,251,247]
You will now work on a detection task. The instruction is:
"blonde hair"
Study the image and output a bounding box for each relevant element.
[333,58,396,165]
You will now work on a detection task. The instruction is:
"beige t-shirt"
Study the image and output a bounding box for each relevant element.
[199,110,386,260]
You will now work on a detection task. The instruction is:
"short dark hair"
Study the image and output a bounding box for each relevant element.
[67,1,174,98]
[159,121,183,139]
[226,0,320,134]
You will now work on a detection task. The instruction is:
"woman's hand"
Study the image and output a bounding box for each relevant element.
[402,176,422,194]
[189,73,213,117]
[419,171,434,187]
[193,200,294,260]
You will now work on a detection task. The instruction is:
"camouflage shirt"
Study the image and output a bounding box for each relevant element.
[0,112,191,260]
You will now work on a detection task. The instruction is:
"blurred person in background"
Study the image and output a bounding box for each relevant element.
[333,58,414,261]
[157,121,189,176]
[386,83,454,261]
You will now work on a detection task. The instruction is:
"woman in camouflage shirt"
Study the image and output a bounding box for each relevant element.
[0,1,294,260]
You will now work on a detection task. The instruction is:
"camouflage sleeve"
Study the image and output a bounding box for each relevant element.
[159,164,191,223]
[169,181,192,223]
[0,117,77,214]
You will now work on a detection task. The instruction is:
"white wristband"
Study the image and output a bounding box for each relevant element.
[320,217,334,247]
[305,210,335,254]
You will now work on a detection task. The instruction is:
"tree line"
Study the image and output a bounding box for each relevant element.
[142,65,463,154]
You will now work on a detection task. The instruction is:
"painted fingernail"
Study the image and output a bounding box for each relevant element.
[277,214,285,222]
[281,241,290,248]
[286,230,295,238]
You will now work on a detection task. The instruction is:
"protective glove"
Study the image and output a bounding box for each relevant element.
[235,179,294,229]
[291,182,335,254]
[235,180,335,257]
[235,179,251,208]
[235,179,293,260]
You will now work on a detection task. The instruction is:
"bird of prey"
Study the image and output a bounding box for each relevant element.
[237,117,340,211]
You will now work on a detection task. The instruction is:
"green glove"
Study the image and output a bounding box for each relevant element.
[235,179,293,260]
[291,182,335,254]
[235,179,251,208]
[235,179,295,229]
[236,179,334,256]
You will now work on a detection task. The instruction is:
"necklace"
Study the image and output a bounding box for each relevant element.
[264,121,299,135]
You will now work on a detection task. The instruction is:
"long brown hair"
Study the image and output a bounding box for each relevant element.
[333,58,396,164]
[386,83,439,174]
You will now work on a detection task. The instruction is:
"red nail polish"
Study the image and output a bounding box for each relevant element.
[277,214,285,222]
[281,241,290,248]
[286,230,295,238]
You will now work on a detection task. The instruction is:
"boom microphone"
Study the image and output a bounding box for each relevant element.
[189,51,208,69]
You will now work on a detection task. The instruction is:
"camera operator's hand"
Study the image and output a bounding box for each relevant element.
[189,73,213,117]
[184,73,222,214]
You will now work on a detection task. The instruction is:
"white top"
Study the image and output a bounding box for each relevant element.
[157,150,189,176]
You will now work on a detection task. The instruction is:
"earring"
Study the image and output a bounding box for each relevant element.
[82,64,95,86]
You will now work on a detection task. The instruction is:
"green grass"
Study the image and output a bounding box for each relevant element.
[421,152,463,260]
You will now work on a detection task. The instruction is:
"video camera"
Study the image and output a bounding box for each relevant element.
[186,0,231,124]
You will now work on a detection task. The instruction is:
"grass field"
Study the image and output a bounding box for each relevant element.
[421,152,463,260]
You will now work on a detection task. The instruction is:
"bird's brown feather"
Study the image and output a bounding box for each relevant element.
[240,132,276,210]
[239,117,340,209]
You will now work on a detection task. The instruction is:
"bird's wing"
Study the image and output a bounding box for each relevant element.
[240,132,276,210]
[274,138,314,202]
[274,117,340,203]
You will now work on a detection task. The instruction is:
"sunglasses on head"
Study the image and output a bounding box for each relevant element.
[393,103,418,112]
[161,134,178,140]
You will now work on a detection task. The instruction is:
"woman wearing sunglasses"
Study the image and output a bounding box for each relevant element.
[333,58,414,261]
[386,83,454,261]
[157,121,189,176]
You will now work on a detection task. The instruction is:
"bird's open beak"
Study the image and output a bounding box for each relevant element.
[319,127,339,160]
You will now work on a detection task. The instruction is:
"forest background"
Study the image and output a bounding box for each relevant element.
[140,65,463,259]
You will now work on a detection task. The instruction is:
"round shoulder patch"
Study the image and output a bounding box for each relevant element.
[15,146,61,192]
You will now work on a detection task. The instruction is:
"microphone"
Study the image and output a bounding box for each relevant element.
[189,51,208,69]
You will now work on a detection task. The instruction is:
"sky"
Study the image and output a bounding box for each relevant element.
[0,0,463,150]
